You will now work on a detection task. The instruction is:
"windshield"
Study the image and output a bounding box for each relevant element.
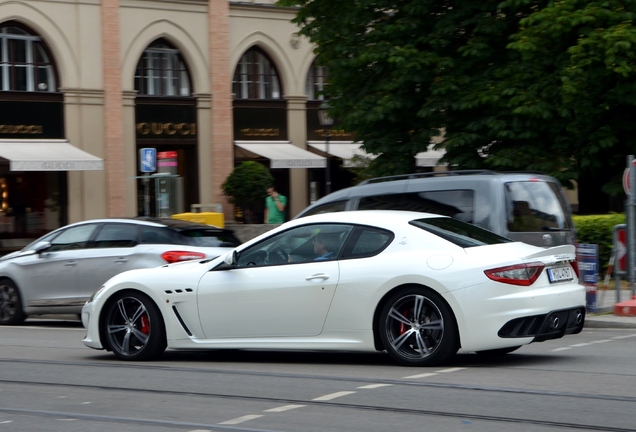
[410,217,512,248]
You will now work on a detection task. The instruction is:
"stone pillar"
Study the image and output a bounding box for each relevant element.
[101,0,125,216]
[208,0,234,222]
[286,94,309,218]
[122,90,138,216]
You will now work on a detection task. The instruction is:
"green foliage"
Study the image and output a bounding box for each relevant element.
[278,0,636,207]
[222,162,274,223]
[573,213,625,272]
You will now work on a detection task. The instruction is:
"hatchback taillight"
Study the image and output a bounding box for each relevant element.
[570,260,580,278]
[161,251,207,264]
[484,262,545,286]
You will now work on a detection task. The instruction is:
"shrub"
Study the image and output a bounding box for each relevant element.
[573,213,625,273]
[222,161,273,224]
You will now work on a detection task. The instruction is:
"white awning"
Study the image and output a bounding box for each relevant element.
[416,144,446,167]
[307,142,373,167]
[0,139,104,171]
[309,141,446,167]
[235,141,326,169]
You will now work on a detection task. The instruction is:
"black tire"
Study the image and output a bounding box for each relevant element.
[379,287,458,367]
[476,346,521,357]
[102,291,166,360]
[0,279,25,325]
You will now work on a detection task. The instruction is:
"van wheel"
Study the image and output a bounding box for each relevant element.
[0,280,25,325]
[379,287,458,366]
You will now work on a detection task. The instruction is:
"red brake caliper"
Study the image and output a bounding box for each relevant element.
[399,309,409,335]
[140,314,150,335]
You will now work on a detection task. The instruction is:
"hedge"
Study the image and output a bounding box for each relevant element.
[573,213,626,273]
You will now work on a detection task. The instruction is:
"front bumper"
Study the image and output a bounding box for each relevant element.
[498,306,586,342]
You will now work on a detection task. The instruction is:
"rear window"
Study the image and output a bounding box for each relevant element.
[505,181,571,233]
[410,217,512,248]
[177,229,241,248]
[358,191,474,223]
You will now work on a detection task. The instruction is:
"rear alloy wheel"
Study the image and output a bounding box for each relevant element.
[379,288,458,366]
[103,292,166,360]
[0,280,25,325]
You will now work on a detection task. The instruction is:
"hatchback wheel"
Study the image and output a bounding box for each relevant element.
[0,280,25,325]
[103,292,166,360]
[379,287,458,366]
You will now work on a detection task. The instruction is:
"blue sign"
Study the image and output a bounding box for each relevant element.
[140,148,156,173]
[576,243,599,312]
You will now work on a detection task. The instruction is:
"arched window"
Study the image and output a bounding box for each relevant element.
[0,24,56,92]
[232,48,281,100]
[306,61,328,101]
[135,40,191,96]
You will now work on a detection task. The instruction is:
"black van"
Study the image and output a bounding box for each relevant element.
[296,170,575,247]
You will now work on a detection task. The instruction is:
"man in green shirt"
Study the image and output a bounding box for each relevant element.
[264,185,287,224]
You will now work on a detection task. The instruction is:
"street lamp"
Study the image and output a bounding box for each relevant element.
[318,103,334,195]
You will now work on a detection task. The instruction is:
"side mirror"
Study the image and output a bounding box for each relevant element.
[33,241,51,254]
[214,250,238,271]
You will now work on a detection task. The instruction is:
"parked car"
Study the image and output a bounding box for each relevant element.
[82,210,585,366]
[297,170,576,248]
[0,217,241,325]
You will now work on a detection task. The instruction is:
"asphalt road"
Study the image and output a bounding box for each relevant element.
[1,317,636,432]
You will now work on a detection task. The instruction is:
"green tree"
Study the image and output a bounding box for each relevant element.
[278,0,636,213]
[222,161,274,223]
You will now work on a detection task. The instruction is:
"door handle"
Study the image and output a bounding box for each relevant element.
[306,273,329,281]
[65,261,77,267]
[114,258,128,264]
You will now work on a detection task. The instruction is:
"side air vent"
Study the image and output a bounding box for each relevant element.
[172,306,192,336]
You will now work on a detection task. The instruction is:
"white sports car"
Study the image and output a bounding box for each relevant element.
[82,210,585,366]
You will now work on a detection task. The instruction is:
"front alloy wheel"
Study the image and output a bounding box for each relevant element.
[103,292,166,360]
[0,280,25,325]
[379,288,458,366]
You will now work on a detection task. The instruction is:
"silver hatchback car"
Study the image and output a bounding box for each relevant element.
[0,217,241,324]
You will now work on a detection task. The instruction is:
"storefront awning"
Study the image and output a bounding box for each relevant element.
[308,141,446,168]
[307,142,372,168]
[235,141,326,169]
[0,139,104,171]
[416,144,446,167]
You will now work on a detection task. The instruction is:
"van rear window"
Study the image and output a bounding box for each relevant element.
[358,191,474,223]
[505,181,571,233]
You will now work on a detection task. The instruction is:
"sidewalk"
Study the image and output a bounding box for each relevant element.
[585,289,636,329]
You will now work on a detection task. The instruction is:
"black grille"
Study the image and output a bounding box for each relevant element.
[498,307,585,342]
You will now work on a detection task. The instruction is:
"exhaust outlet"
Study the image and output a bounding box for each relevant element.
[551,315,560,329]
[575,310,583,325]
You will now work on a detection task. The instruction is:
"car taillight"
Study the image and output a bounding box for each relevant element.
[484,262,545,286]
[570,260,579,278]
[161,251,207,264]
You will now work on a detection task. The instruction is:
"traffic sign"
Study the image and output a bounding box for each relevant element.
[614,224,627,274]
[623,159,636,195]
[140,148,156,173]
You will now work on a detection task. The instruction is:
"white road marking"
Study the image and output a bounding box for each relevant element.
[612,334,636,339]
[312,391,356,401]
[358,383,393,389]
[403,372,437,379]
[551,347,572,351]
[218,415,263,425]
[264,405,305,413]
[437,367,466,373]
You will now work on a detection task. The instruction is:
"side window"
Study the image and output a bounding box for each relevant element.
[140,227,176,244]
[48,224,99,252]
[301,200,347,217]
[93,224,138,248]
[342,227,393,259]
[505,181,568,232]
[236,224,352,267]
[358,191,474,223]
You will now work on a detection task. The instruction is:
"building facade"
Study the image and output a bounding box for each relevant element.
[0,0,449,246]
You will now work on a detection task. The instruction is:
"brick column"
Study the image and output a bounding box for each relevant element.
[209,0,234,222]
[102,0,125,216]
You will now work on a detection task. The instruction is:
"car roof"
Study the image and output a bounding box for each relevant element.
[60,217,228,232]
[285,209,443,229]
[298,170,562,217]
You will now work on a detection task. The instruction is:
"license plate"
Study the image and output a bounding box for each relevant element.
[547,265,574,283]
